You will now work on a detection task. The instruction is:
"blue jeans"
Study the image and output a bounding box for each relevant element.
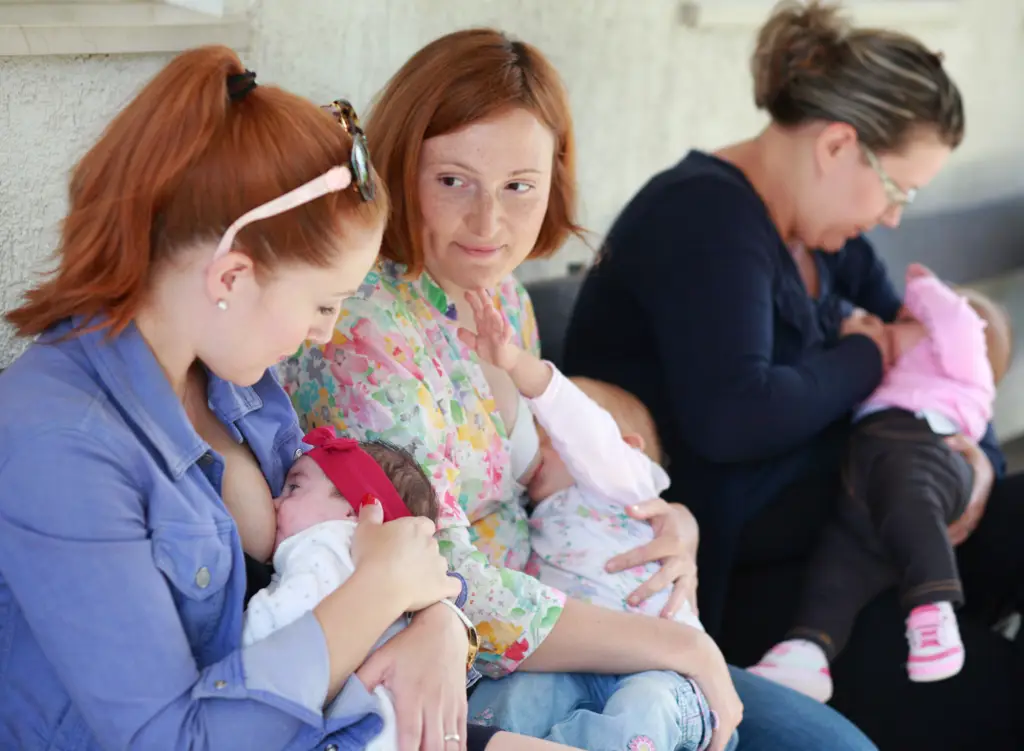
[468,666,876,751]
[468,669,736,751]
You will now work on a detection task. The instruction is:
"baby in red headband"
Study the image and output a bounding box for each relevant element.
[242,427,439,751]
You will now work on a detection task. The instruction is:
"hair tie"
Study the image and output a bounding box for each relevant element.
[227,70,257,101]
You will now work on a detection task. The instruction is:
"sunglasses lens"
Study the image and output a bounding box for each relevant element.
[351,135,374,201]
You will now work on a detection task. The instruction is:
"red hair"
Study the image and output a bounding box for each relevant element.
[366,29,583,278]
[7,45,388,338]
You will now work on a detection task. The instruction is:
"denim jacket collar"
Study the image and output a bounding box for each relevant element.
[54,318,263,480]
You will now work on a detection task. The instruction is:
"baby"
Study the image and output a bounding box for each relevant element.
[242,427,439,751]
[751,264,1012,702]
[461,290,729,751]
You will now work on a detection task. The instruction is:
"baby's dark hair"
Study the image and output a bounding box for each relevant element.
[360,440,439,523]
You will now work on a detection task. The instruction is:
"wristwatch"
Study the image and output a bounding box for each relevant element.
[443,572,479,672]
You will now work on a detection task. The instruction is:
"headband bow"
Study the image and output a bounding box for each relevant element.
[302,426,413,522]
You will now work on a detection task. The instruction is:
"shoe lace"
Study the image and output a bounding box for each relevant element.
[918,623,941,649]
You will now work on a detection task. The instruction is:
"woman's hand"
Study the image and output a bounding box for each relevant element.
[946,434,995,546]
[605,499,700,618]
[841,309,893,368]
[351,500,461,612]
[691,632,743,751]
[357,602,470,751]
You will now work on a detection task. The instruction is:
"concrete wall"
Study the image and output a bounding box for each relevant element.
[2,0,1023,365]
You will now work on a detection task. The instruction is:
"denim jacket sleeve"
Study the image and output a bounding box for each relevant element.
[0,427,375,751]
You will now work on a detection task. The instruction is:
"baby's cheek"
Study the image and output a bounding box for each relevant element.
[276,501,319,540]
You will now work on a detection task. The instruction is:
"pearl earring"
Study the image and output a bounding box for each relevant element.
[216,300,229,311]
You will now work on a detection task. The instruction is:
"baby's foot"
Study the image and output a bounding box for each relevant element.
[907,602,964,682]
[748,639,833,702]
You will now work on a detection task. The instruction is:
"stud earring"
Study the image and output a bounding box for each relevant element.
[216,300,229,311]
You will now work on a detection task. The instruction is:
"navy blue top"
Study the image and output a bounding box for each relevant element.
[563,150,1005,532]
[0,319,385,751]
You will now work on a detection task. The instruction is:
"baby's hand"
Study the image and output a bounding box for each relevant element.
[458,289,523,372]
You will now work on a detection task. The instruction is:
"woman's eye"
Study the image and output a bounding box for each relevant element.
[318,306,337,316]
[507,181,533,194]
[439,176,465,188]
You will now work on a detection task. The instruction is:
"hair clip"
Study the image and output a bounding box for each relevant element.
[227,70,258,101]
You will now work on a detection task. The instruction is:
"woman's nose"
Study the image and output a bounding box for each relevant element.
[466,192,500,238]
[307,319,337,346]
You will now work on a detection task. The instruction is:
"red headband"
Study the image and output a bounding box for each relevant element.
[301,427,413,522]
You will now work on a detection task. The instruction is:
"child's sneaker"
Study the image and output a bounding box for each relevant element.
[906,602,964,682]
[747,639,833,702]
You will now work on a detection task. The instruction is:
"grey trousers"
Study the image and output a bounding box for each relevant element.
[789,409,973,661]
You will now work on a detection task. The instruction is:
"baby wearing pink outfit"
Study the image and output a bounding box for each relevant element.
[751,264,999,703]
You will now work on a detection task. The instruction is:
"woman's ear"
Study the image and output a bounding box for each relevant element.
[205,249,257,309]
[815,121,859,175]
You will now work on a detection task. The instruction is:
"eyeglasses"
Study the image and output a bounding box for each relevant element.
[322,99,375,202]
[862,145,916,209]
[212,101,376,261]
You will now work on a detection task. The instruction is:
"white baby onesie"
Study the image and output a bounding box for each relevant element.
[524,366,704,632]
[243,520,403,751]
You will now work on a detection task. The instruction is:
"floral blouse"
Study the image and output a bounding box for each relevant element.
[279,260,566,677]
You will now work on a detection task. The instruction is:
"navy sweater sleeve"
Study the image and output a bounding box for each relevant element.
[833,236,903,322]
[626,179,885,464]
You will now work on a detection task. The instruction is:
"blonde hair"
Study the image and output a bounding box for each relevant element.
[570,377,663,465]
[956,287,1014,386]
[752,1,963,152]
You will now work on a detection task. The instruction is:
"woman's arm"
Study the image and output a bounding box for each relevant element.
[625,180,884,463]
[521,596,708,675]
[0,431,399,751]
[520,597,743,745]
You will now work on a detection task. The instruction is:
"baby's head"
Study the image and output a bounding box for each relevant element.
[868,265,1014,380]
[522,377,662,503]
[956,287,1014,386]
[274,427,438,549]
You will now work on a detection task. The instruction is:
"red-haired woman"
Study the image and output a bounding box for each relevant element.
[285,29,876,751]
[0,46,572,751]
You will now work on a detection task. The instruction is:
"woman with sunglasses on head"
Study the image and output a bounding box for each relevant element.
[285,26,878,751]
[0,45,573,751]
[564,2,1024,747]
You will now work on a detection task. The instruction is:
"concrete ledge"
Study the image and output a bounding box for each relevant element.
[680,1,961,29]
[0,3,248,56]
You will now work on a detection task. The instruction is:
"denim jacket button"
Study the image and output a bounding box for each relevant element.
[293,448,304,459]
[195,567,211,589]
[325,745,338,751]
[214,680,227,689]
[198,452,214,467]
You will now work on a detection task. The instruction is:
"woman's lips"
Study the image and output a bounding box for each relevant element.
[457,243,502,256]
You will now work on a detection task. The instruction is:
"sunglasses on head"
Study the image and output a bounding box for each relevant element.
[211,99,377,262]
[322,99,375,203]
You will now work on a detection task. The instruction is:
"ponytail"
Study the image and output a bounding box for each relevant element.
[8,46,387,338]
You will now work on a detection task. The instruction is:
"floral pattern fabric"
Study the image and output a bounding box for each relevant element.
[279,260,566,677]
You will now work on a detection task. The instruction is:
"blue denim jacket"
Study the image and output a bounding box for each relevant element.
[0,319,383,751]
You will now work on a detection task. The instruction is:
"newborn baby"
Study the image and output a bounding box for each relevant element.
[242,427,438,751]
[752,264,1010,702]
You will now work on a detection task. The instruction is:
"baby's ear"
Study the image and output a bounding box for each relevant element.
[623,433,646,453]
